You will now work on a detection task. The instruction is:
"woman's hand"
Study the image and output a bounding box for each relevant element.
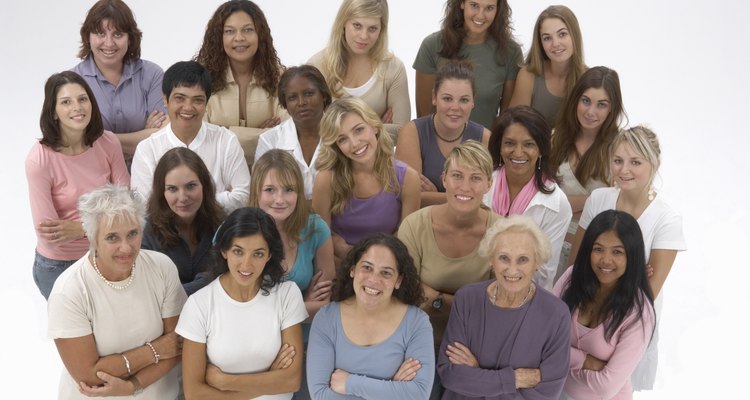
[330,369,349,395]
[446,342,479,368]
[205,363,228,390]
[392,358,421,381]
[260,116,282,129]
[269,343,296,371]
[582,354,607,371]
[304,271,333,302]
[514,368,541,389]
[332,235,352,260]
[419,174,438,192]
[78,371,134,397]
[38,219,85,243]
[380,108,394,124]
[151,331,183,361]
[145,110,167,129]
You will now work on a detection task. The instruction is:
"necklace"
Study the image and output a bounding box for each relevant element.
[91,251,135,290]
[432,114,466,143]
[490,281,533,308]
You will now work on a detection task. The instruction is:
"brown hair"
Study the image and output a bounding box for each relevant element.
[439,0,518,63]
[39,71,104,148]
[78,0,142,63]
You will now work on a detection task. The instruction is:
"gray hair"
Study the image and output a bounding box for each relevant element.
[478,215,551,267]
[78,184,146,249]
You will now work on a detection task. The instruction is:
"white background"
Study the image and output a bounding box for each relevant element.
[1,0,747,397]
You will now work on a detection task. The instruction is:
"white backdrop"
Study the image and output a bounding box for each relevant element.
[1,0,747,397]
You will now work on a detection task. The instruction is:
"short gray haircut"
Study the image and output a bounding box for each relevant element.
[478,215,551,267]
[78,184,146,249]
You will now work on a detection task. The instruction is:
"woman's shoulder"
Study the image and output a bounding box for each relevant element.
[533,284,569,315]
[455,280,492,301]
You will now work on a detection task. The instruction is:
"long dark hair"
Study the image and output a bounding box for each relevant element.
[78,0,142,63]
[39,71,104,148]
[211,207,284,295]
[561,210,655,342]
[332,233,423,306]
[147,147,224,248]
[439,0,518,62]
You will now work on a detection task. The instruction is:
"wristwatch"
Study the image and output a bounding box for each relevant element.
[431,293,444,310]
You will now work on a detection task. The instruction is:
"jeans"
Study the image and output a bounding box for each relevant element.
[33,250,77,300]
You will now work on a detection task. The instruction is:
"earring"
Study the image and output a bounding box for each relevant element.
[537,156,542,171]
[648,186,655,201]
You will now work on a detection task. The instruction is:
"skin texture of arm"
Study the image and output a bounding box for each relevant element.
[648,249,677,297]
[509,67,535,108]
[415,71,436,117]
[182,324,303,399]
[399,166,421,225]
[395,121,447,207]
[499,79,516,114]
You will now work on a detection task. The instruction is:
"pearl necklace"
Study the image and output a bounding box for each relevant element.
[91,251,135,290]
[490,281,533,308]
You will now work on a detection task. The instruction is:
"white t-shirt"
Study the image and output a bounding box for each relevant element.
[176,278,307,399]
[48,250,188,400]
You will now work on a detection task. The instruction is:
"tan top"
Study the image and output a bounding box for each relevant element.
[205,67,289,168]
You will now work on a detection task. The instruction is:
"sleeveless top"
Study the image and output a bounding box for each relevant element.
[332,159,408,245]
[414,115,484,191]
[531,72,563,127]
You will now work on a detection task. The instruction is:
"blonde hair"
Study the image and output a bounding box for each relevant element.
[250,150,311,243]
[610,125,661,188]
[321,0,392,97]
[525,5,587,96]
[316,97,396,214]
[479,215,552,267]
[444,140,493,181]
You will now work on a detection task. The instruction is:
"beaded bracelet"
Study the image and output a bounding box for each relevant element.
[121,353,132,375]
[145,341,160,365]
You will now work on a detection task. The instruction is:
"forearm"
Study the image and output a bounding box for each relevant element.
[216,367,301,396]
[116,128,159,156]
[439,363,517,397]
[346,373,431,399]
[132,355,179,390]
[303,299,330,322]
[420,191,447,207]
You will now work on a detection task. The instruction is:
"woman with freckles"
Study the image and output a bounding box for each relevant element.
[509,5,587,127]
[306,233,434,399]
[413,0,522,128]
[309,0,411,139]
[438,215,570,400]
[553,210,656,399]
[313,97,420,264]
[176,207,307,399]
[482,105,572,291]
[567,126,685,391]
[141,147,225,296]
[196,0,288,169]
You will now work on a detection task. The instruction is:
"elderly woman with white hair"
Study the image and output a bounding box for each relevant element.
[47,185,187,399]
[437,215,571,399]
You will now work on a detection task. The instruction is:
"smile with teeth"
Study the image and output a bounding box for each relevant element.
[353,144,368,156]
[455,195,473,201]
[598,267,615,273]
[363,286,382,295]
[510,159,528,164]
[472,19,486,25]
[100,49,118,55]
[238,271,253,278]
[503,275,522,282]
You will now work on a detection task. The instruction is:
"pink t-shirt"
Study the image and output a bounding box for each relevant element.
[25,131,130,260]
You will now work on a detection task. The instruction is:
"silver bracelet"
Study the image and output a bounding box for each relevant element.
[145,341,160,365]
[121,353,132,375]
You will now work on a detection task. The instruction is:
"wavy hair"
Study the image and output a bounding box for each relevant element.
[78,0,142,63]
[439,0,518,62]
[489,105,557,193]
[147,147,224,248]
[316,97,396,215]
[560,210,655,342]
[524,5,586,96]
[211,207,284,295]
[332,233,423,305]
[195,0,282,95]
[321,0,392,97]
[550,66,625,185]
[39,71,104,149]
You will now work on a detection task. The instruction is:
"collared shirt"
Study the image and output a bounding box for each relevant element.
[72,57,166,134]
[131,121,250,213]
[255,118,321,200]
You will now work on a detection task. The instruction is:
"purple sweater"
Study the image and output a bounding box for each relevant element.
[438,280,570,399]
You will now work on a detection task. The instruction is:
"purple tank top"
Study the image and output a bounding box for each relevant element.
[331,159,408,245]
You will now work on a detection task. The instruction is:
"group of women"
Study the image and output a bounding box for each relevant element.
[27,0,686,399]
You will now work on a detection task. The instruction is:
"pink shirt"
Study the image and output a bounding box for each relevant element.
[553,268,655,400]
[25,131,130,260]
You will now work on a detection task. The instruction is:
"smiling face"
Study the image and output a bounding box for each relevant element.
[576,87,611,134]
[611,141,654,195]
[344,16,381,56]
[442,161,491,212]
[89,19,128,70]
[164,84,207,137]
[223,11,258,66]
[590,230,627,289]
[164,164,203,223]
[222,233,271,291]
[350,244,402,306]
[540,17,573,63]
[95,216,141,280]
[461,0,498,40]
[284,75,326,128]
[336,112,379,165]
[432,78,474,132]
[500,123,540,184]
[490,230,537,296]
[258,169,298,224]
[55,83,92,136]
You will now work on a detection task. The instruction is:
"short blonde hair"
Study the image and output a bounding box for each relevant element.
[479,215,551,267]
[443,140,493,181]
[78,184,146,250]
[610,125,661,188]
